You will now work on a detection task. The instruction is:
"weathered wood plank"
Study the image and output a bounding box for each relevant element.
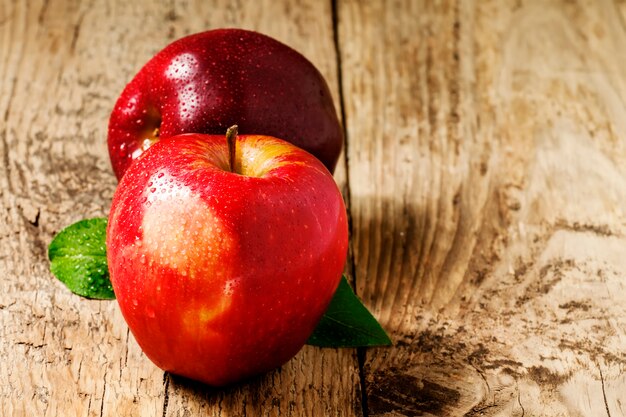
[339,0,626,415]
[1,1,158,416]
[0,0,360,415]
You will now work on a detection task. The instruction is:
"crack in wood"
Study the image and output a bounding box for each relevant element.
[123,327,130,373]
[357,347,369,417]
[99,369,107,417]
[471,363,491,397]
[77,358,83,383]
[517,389,525,417]
[598,364,612,417]
[28,208,40,227]
[161,372,170,417]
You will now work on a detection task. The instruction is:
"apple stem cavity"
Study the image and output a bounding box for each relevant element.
[226,125,238,173]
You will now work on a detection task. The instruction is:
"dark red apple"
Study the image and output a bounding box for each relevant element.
[108,28,343,179]
[106,131,348,386]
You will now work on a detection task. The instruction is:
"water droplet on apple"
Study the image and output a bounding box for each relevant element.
[223,278,240,296]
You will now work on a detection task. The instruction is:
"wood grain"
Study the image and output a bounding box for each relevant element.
[3,0,626,415]
[339,0,626,415]
[0,0,359,416]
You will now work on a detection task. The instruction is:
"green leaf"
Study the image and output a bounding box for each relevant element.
[307,276,391,347]
[48,218,115,300]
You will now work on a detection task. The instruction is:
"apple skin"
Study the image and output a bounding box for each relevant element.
[106,133,348,386]
[108,28,343,180]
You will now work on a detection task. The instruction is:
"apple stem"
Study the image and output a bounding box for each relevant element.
[226,125,238,173]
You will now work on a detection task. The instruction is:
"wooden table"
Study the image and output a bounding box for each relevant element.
[2,0,626,415]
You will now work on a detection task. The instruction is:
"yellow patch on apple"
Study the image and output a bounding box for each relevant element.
[140,171,235,329]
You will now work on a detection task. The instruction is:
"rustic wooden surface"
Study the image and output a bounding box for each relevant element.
[1,0,626,416]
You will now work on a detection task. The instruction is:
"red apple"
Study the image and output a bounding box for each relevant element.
[108,28,343,179]
[106,130,348,386]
